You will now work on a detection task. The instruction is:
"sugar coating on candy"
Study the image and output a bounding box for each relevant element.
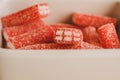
[50,23,79,32]
[73,13,117,27]
[1,3,50,27]
[51,23,76,28]
[78,42,102,49]
[82,26,102,47]
[19,42,101,50]
[8,25,54,49]
[38,4,50,15]
[97,23,119,48]
[3,20,45,41]
[54,28,83,44]
[19,43,79,50]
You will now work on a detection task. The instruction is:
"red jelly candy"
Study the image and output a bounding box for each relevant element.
[50,23,80,33]
[19,43,78,50]
[73,13,117,27]
[1,3,50,27]
[78,42,103,49]
[3,20,45,41]
[97,23,119,48]
[7,25,54,49]
[82,26,102,47]
[54,28,83,44]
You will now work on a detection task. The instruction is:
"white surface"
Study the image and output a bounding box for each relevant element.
[0,0,120,80]
[1,49,120,80]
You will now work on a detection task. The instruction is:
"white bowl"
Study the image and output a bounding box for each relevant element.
[0,0,120,80]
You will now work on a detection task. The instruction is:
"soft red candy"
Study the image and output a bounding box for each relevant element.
[97,23,119,48]
[78,42,102,49]
[1,3,50,27]
[54,28,83,44]
[19,43,78,50]
[8,25,54,49]
[73,13,117,27]
[3,20,45,41]
[82,26,102,47]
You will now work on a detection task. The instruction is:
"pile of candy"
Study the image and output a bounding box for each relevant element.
[1,3,120,50]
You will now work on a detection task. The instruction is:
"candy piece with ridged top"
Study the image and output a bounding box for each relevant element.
[51,24,79,34]
[73,13,117,27]
[54,28,83,44]
[3,20,45,41]
[1,3,50,27]
[7,25,54,49]
[97,23,119,48]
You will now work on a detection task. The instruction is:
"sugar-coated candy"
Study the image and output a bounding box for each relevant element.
[1,3,50,27]
[79,42,102,49]
[19,43,79,50]
[82,26,101,46]
[54,28,83,44]
[7,25,54,49]
[3,20,45,41]
[73,13,117,27]
[97,23,119,48]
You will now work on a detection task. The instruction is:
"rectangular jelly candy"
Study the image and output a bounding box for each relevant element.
[97,23,119,48]
[7,25,54,49]
[82,26,102,47]
[54,28,83,44]
[1,3,50,27]
[3,20,45,41]
[73,13,117,27]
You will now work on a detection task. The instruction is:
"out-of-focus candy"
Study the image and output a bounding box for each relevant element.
[19,42,102,50]
[73,13,117,27]
[54,28,83,44]
[7,25,54,49]
[3,20,45,41]
[1,3,50,27]
[82,26,102,47]
[19,43,78,50]
[78,42,102,49]
[97,23,119,48]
